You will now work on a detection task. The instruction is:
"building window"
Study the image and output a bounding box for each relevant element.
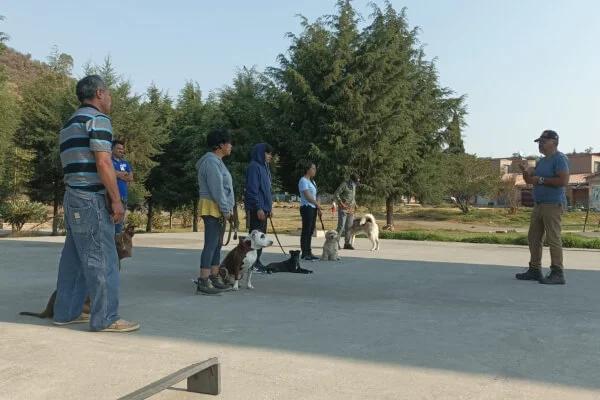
[502,165,509,174]
[595,162,600,173]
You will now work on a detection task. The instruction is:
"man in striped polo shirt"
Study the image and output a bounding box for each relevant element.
[53,75,139,332]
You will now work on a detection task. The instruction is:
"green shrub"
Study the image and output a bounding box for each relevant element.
[151,211,169,230]
[175,205,194,228]
[0,200,48,232]
[125,211,147,228]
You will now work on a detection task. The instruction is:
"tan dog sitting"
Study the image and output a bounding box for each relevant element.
[322,230,341,261]
[19,225,135,319]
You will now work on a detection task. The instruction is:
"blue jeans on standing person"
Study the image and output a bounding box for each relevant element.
[53,188,120,331]
[201,216,225,269]
[337,209,354,245]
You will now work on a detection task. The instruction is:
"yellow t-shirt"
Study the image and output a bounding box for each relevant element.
[199,198,222,219]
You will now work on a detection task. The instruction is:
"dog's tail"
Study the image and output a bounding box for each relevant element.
[19,311,48,318]
[360,213,376,225]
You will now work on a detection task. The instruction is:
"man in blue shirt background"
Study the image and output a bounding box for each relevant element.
[517,130,569,285]
[111,140,133,234]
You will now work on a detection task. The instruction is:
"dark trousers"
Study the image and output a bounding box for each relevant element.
[248,210,268,264]
[200,216,225,269]
[300,205,317,256]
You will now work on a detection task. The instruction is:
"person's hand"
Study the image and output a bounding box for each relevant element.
[354,204,358,211]
[257,210,266,220]
[110,201,125,223]
[268,210,273,218]
[317,208,323,218]
[224,214,232,222]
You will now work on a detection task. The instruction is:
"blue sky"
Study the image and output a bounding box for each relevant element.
[2,0,599,158]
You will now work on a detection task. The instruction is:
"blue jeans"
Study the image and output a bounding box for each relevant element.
[53,188,120,331]
[336,210,354,244]
[200,216,225,269]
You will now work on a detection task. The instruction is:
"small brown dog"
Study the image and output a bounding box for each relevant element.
[19,225,135,319]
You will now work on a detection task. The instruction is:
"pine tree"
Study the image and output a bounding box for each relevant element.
[16,50,77,234]
[84,57,170,210]
[444,111,465,154]
[146,81,200,231]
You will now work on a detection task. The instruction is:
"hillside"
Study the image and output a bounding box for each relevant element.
[0,47,49,95]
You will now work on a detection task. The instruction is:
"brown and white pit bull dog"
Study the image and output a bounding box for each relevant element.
[19,225,135,319]
[218,230,273,290]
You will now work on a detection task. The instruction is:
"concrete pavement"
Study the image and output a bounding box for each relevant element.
[1,232,600,399]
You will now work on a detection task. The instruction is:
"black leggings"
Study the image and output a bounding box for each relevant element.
[247,210,268,263]
[300,206,317,255]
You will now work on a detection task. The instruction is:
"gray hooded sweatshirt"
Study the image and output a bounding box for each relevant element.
[196,152,235,217]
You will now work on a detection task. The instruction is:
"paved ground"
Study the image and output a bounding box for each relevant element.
[1,232,600,400]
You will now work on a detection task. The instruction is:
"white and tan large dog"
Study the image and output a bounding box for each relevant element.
[349,213,380,251]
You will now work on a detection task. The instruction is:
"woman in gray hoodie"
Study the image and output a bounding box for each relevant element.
[194,128,235,295]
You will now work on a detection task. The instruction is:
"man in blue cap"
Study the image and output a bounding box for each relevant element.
[516,129,569,285]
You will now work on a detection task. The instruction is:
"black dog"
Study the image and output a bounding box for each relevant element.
[265,250,313,274]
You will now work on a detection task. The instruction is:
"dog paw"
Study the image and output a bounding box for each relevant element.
[247,284,254,290]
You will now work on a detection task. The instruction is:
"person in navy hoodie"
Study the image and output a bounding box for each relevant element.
[244,143,274,272]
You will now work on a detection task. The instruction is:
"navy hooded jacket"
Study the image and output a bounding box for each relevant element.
[244,143,272,213]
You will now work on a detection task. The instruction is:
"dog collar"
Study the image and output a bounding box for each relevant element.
[240,240,252,251]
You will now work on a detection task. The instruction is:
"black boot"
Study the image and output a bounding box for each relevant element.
[515,266,543,281]
[539,268,566,285]
[209,274,232,290]
[194,277,223,296]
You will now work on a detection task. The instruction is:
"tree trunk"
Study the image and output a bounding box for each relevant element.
[146,197,153,233]
[169,210,173,229]
[51,192,60,236]
[383,195,394,231]
[192,200,199,232]
[457,199,470,214]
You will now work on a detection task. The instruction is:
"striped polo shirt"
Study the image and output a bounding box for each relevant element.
[59,104,113,193]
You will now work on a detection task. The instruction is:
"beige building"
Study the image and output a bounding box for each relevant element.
[487,153,600,208]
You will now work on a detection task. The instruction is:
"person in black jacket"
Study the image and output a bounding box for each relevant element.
[244,143,274,272]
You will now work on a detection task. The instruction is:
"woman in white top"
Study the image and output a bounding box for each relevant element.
[298,161,323,261]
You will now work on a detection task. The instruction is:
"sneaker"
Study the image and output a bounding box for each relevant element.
[539,269,566,285]
[515,267,543,281]
[195,277,223,296]
[100,319,140,332]
[309,255,320,260]
[52,313,90,325]
[301,254,315,262]
[251,261,267,274]
[209,274,232,291]
[343,243,355,250]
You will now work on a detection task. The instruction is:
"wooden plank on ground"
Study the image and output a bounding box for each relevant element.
[118,357,220,399]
